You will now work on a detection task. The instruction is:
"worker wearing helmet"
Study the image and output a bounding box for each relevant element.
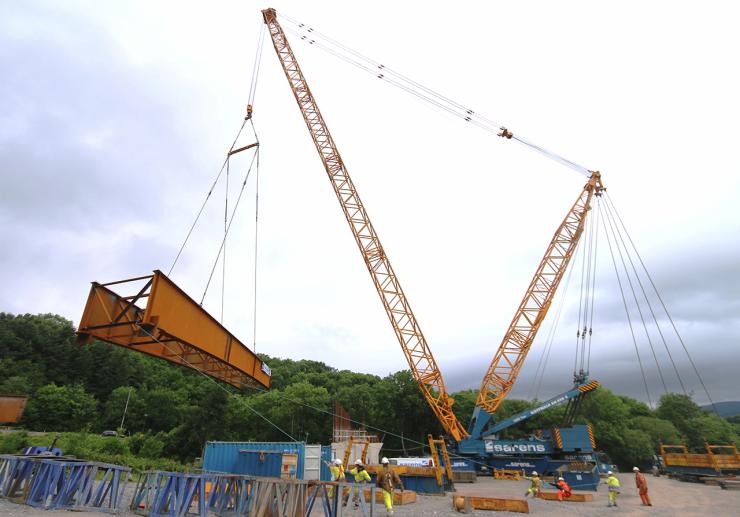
[377,457,404,516]
[556,476,571,502]
[327,458,345,498]
[606,471,621,507]
[344,459,372,508]
[524,470,541,498]
[633,467,652,506]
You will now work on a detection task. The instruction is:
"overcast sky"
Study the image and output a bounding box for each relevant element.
[1,1,738,407]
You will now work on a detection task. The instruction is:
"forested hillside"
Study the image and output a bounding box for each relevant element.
[1,313,737,469]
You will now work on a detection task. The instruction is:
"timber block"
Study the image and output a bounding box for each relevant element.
[367,489,416,505]
[451,495,529,513]
[453,471,477,483]
[538,491,593,502]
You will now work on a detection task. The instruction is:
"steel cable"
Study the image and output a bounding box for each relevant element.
[279,14,592,177]
[599,203,653,406]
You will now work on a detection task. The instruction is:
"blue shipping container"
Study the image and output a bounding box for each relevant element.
[237,450,283,477]
[203,442,306,479]
[320,445,332,481]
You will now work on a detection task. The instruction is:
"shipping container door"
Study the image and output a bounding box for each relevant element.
[304,444,322,480]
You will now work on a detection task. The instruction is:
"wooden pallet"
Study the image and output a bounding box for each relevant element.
[451,495,529,513]
[538,491,593,502]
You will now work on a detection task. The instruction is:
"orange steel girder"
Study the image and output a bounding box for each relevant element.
[262,8,468,441]
[76,271,271,390]
[476,172,604,414]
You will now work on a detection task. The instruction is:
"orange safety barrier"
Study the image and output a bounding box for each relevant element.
[76,271,271,389]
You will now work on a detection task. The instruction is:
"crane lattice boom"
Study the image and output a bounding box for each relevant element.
[262,8,468,441]
[476,172,603,414]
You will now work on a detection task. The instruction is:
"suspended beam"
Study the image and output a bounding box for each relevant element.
[76,270,271,389]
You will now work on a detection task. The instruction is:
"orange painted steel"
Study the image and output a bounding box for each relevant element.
[476,172,604,414]
[0,395,28,424]
[262,8,467,441]
[76,270,271,389]
[660,443,740,473]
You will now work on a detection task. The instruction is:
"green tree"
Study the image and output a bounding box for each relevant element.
[22,384,98,431]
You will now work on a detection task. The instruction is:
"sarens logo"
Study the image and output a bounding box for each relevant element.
[261,363,272,376]
[492,444,546,453]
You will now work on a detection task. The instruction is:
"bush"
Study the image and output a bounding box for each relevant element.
[140,434,165,459]
[100,437,129,456]
[0,431,29,454]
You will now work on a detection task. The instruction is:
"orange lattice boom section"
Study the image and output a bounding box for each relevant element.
[76,271,271,389]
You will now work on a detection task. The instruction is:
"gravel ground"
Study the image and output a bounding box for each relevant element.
[1,474,738,516]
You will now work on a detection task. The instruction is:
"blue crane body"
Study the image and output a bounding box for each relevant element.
[449,379,605,490]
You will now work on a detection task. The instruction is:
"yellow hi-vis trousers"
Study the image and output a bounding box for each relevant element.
[608,491,618,505]
[382,489,393,510]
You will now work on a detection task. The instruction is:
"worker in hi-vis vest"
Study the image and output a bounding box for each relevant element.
[606,471,621,507]
[327,458,345,498]
[524,470,541,498]
[344,459,371,508]
[377,457,404,516]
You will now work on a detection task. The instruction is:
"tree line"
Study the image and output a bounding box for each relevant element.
[1,313,737,468]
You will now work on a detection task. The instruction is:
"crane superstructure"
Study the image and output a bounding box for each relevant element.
[263,8,606,488]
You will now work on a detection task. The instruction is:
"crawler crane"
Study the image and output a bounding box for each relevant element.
[263,8,606,489]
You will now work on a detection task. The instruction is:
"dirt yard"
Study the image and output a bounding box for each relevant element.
[1,474,738,516]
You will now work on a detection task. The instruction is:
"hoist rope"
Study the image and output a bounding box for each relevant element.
[167,118,250,276]
[602,200,669,395]
[575,222,589,376]
[581,203,598,375]
[586,199,601,373]
[251,119,261,354]
[530,256,576,401]
[221,152,230,323]
[279,13,592,177]
[200,149,259,305]
[248,24,266,107]
[599,203,653,407]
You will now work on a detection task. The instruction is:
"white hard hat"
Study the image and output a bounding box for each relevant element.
[558,477,564,481]
[354,459,363,466]
[633,467,639,471]
[334,459,343,465]
[607,471,613,475]
[531,471,538,476]
[381,457,389,464]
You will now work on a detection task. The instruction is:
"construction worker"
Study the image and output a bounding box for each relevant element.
[377,457,404,516]
[524,470,541,498]
[327,458,345,498]
[606,471,621,507]
[344,459,371,508]
[555,476,571,501]
[633,467,652,506]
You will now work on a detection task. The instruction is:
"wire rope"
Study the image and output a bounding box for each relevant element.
[530,255,576,400]
[602,199,669,395]
[279,14,592,177]
[586,198,601,372]
[599,204,653,406]
[251,120,261,354]
[602,197,686,395]
[200,150,258,305]
[605,194,716,407]
[134,323,298,442]
[167,119,249,276]
[221,156,229,323]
